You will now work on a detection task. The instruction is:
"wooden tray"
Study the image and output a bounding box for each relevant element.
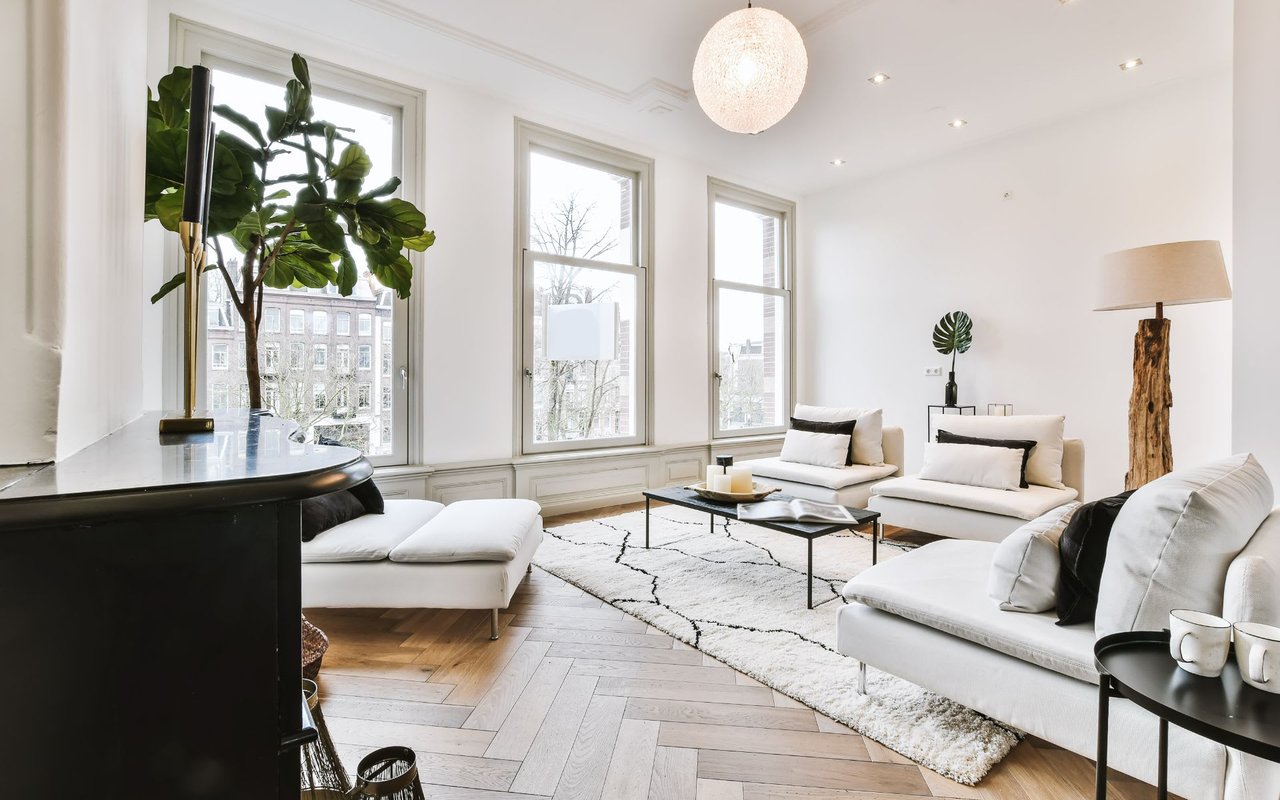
[687,482,780,503]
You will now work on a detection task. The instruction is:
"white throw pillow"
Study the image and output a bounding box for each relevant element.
[794,404,884,466]
[778,429,851,469]
[1095,453,1274,639]
[928,414,1066,489]
[988,502,1080,612]
[919,442,1023,491]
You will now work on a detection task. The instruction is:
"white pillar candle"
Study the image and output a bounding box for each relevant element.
[727,466,752,493]
[706,465,725,486]
[711,474,733,492]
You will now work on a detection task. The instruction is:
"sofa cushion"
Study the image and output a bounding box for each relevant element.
[794,404,884,466]
[789,416,856,466]
[390,499,542,563]
[301,499,444,563]
[743,457,897,490]
[871,476,1078,520]
[1057,491,1135,626]
[923,414,1066,489]
[1225,509,1280,625]
[1096,454,1275,639]
[919,442,1024,491]
[936,429,1036,488]
[989,502,1080,612]
[842,539,1098,682]
[779,429,852,469]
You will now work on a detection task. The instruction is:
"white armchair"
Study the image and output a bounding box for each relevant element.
[738,421,904,508]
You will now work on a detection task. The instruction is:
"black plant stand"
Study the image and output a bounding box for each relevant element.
[926,405,975,443]
[1094,629,1280,799]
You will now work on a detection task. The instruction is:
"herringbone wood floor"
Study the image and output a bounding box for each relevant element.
[308,504,1163,799]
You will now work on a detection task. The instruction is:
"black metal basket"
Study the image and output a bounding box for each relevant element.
[350,746,425,799]
[300,679,351,799]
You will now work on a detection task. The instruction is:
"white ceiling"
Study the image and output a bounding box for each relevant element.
[346,0,1232,196]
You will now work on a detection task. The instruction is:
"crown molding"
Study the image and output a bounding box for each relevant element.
[798,0,877,36]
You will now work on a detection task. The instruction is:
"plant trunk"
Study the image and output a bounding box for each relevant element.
[243,312,263,410]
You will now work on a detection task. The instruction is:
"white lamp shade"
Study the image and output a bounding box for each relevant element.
[546,302,617,361]
[1096,240,1231,312]
[692,6,808,135]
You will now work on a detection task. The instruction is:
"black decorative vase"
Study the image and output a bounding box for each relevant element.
[944,372,958,407]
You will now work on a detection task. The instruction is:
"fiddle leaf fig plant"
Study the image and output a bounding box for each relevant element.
[931,310,973,372]
[144,54,435,410]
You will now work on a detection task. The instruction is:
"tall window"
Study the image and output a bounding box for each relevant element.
[176,23,421,465]
[517,122,651,453]
[710,180,794,437]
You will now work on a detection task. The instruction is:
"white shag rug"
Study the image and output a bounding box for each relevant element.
[533,504,1020,786]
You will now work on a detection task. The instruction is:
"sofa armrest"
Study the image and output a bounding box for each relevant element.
[1062,438,1084,499]
[881,426,905,477]
[1225,508,1280,625]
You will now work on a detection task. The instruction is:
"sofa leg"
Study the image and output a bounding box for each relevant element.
[490,608,500,641]
[527,563,532,575]
[857,662,867,695]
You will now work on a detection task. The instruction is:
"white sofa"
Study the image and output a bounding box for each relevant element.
[739,427,905,508]
[839,454,1280,799]
[301,498,543,639]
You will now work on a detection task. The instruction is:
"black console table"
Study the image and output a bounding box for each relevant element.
[0,411,370,799]
[1094,629,1280,800]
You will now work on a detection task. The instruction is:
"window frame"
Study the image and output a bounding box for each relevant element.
[514,120,654,455]
[708,178,796,440]
[167,20,424,467]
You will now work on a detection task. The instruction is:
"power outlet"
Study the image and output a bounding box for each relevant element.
[924,366,942,377]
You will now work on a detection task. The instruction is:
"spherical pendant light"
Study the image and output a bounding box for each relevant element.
[692,4,809,135]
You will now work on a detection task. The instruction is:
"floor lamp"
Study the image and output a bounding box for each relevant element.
[1096,240,1231,490]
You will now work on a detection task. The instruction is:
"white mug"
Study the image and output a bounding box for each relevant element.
[1233,622,1280,694]
[1169,609,1232,678]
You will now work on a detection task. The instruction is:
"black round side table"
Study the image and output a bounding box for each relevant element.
[1094,629,1280,799]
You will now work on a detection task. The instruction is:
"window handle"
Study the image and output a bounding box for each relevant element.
[713,372,723,381]
[399,366,408,390]
[524,368,534,379]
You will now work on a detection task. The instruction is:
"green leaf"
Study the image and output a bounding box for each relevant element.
[212,103,266,147]
[265,188,291,201]
[355,198,425,238]
[337,251,358,296]
[359,177,401,201]
[155,66,191,128]
[403,230,436,252]
[154,190,184,231]
[932,311,974,356]
[334,178,362,203]
[209,141,244,195]
[150,263,216,304]
[307,218,346,253]
[291,53,311,91]
[284,78,312,125]
[264,106,288,141]
[145,127,187,186]
[367,252,413,299]
[328,143,371,181]
[293,185,328,223]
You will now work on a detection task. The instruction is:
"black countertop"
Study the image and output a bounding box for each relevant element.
[0,411,371,528]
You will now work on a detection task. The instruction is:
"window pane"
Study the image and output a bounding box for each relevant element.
[531,259,636,444]
[201,64,399,459]
[714,201,781,288]
[717,288,786,431]
[529,151,634,265]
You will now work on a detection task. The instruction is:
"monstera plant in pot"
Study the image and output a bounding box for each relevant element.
[144,54,435,413]
[932,311,973,407]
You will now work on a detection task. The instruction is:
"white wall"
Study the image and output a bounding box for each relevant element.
[1233,0,1280,480]
[0,0,147,464]
[144,0,791,465]
[799,74,1233,498]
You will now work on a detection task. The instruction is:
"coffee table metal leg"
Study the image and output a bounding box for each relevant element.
[807,537,814,609]
[1096,676,1110,800]
[1157,717,1168,800]
[645,497,651,548]
[872,520,881,565]
[710,513,714,532]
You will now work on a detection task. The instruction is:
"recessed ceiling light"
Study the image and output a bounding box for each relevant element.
[1120,58,1143,71]
[829,158,847,166]
[948,118,968,129]
[867,72,891,85]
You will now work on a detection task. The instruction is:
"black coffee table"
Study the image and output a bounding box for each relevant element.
[641,486,882,609]
[1094,629,1280,799]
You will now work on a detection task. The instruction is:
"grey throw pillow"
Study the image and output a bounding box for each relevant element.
[988,502,1081,613]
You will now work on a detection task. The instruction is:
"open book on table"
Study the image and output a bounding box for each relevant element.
[736,498,855,524]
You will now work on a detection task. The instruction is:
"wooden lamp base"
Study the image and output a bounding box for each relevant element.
[1125,315,1173,491]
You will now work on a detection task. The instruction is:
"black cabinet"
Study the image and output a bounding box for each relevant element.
[0,412,370,799]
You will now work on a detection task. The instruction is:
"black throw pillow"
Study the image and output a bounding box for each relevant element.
[301,490,367,542]
[936,429,1037,489]
[1056,490,1136,626]
[348,478,385,515]
[790,417,857,466]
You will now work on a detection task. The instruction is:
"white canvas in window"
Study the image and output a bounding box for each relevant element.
[546,302,617,361]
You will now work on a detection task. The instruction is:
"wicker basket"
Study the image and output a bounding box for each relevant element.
[302,615,330,680]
